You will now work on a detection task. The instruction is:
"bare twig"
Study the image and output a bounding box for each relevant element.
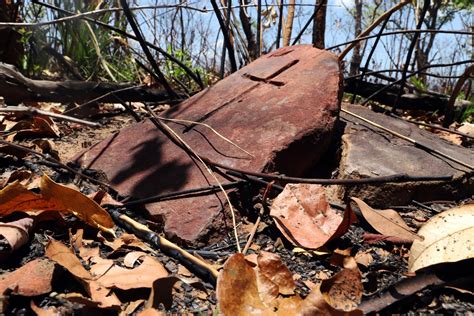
[0,106,100,127]
[211,0,237,73]
[389,113,474,140]
[291,1,323,46]
[224,169,453,185]
[328,29,474,51]
[350,10,391,103]
[108,208,219,286]
[256,0,262,57]
[338,0,412,60]
[122,181,244,207]
[276,0,284,49]
[120,0,177,98]
[0,139,111,188]
[359,60,473,105]
[443,64,474,126]
[393,0,430,111]
[157,116,254,157]
[242,181,274,255]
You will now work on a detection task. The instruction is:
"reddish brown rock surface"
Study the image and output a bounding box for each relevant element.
[75,45,342,244]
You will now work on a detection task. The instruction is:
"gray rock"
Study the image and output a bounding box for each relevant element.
[337,103,473,206]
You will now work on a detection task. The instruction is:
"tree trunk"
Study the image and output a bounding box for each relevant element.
[312,0,327,49]
[349,0,363,76]
[0,63,173,105]
[239,0,257,61]
[282,0,295,47]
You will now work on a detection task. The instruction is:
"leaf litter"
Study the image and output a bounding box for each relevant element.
[0,105,472,314]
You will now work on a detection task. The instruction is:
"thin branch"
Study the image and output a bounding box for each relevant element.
[256,0,262,57]
[389,113,474,140]
[122,181,244,207]
[210,0,237,73]
[291,1,323,46]
[120,0,177,98]
[393,0,430,111]
[338,0,412,60]
[328,29,474,51]
[351,11,391,103]
[157,117,254,157]
[0,106,100,127]
[346,68,468,80]
[359,60,473,105]
[0,139,111,188]
[108,208,219,286]
[443,64,474,126]
[223,169,453,185]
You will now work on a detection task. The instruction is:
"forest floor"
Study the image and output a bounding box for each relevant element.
[0,100,473,315]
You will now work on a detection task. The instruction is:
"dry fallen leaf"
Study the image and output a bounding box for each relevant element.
[101,233,153,253]
[7,116,60,139]
[217,253,363,315]
[257,251,296,296]
[90,253,168,290]
[40,175,114,234]
[45,239,121,308]
[0,170,32,188]
[0,176,114,234]
[320,257,363,312]
[408,204,474,272]
[217,253,270,315]
[0,259,55,296]
[0,217,34,260]
[351,197,422,242]
[45,239,92,281]
[270,184,354,249]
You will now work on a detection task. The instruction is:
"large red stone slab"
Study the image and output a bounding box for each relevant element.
[75,45,342,244]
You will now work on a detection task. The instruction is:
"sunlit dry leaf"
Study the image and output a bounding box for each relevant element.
[0,259,55,296]
[40,175,114,234]
[270,184,353,249]
[89,190,123,207]
[0,170,32,188]
[217,253,364,315]
[121,300,145,316]
[351,197,422,242]
[257,251,295,296]
[0,181,61,215]
[137,308,165,316]
[90,254,168,290]
[101,233,153,253]
[320,257,363,312]
[409,204,474,272]
[217,254,270,315]
[0,176,114,235]
[123,251,147,268]
[45,239,92,281]
[300,284,363,316]
[45,240,120,307]
[8,116,60,139]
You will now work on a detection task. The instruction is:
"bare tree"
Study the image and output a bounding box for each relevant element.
[349,0,363,76]
[312,0,327,49]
